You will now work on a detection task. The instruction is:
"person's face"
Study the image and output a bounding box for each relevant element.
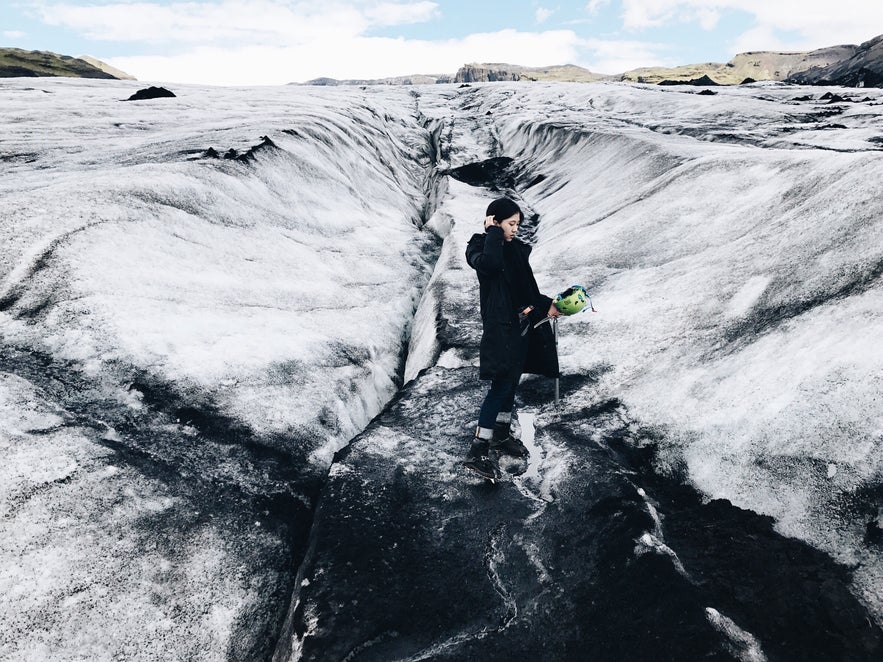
[498,212,520,242]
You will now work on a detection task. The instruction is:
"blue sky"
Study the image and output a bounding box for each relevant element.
[1,1,880,85]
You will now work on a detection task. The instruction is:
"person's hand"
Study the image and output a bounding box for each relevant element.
[484,215,498,230]
[547,303,562,318]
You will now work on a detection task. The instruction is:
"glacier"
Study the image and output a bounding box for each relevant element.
[1,77,881,660]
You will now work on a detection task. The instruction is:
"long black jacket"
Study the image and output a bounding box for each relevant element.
[466,226,560,381]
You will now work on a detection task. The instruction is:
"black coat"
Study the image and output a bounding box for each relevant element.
[466,226,560,381]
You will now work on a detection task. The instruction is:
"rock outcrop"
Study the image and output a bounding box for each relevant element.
[125,86,176,101]
[788,34,883,87]
[454,62,606,83]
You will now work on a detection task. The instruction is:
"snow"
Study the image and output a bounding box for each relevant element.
[705,607,767,662]
[2,77,882,653]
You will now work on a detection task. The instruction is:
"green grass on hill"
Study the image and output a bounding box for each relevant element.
[0,48,117,79]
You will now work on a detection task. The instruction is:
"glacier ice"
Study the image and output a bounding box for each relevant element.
[2,78,882,658]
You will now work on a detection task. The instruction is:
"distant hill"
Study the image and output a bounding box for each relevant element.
[303,32,882,88]
[78,55,136,80]
[0,48,133,79]
[302,62,606,86]
[621,45,860,85]
[305,73,452,86]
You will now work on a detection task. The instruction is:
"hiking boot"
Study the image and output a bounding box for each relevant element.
[463,455,502,481]
[490,435,529,458]
[463,437,501,481]
[491,422,529,458]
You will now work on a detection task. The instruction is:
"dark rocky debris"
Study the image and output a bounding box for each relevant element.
[659,74,720,86]
[273,366,882,660]
[126,86,176,101]
[203,135,279,162]
[445,156,516,191]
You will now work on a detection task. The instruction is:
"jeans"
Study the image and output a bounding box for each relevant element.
[477,327,529,429]
[478,377,520,429]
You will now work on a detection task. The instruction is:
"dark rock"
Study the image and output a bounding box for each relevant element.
[867,520,883,546]
[459,83,472,88]
[446,156,515,191]
[209,136,278,162]
[659,74,720,86]
[793,94,815,101]
[820,92,852,103]
[126,86,176,101]
[697,89,718,95]
[524,174,546,188]
[0,66,39,77]
[235,135,277,162]
[788,34,883,87]
[740,77,757,85]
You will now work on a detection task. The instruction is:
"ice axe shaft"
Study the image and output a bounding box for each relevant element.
[553,316,560,407]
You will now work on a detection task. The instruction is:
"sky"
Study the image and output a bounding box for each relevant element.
[1,1,882,85]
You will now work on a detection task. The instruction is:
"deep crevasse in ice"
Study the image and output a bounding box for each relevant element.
[1,79,882,658]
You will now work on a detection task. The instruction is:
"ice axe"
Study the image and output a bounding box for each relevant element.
[533,285,597,406]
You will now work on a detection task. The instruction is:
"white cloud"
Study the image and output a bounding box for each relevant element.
[3,30,27,39]
[536,7,554,23]
[365,1,440,26]
[37,1,439,45]
[586,0,611,14]
[619,1,883,49]
[579,37,676,74]
[108,28,587,85]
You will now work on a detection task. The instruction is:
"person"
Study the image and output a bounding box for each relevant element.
[463,197,560,480]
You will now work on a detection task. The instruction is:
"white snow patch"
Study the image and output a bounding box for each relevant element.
[705,607,767,662]
[726,275,771,318]
[634,532,689,578]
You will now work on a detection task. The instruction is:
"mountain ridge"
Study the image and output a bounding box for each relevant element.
[0,47,133,80]
[303,32,882,87]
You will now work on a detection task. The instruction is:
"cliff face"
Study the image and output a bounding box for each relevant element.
[454,63,522,82]
[454,62,606,83]
[0,48,126,79]
[788,34,883,86]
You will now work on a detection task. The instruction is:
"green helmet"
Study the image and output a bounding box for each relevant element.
[554,285,589,315]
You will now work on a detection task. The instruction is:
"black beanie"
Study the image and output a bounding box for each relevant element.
[485,197,523,222]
